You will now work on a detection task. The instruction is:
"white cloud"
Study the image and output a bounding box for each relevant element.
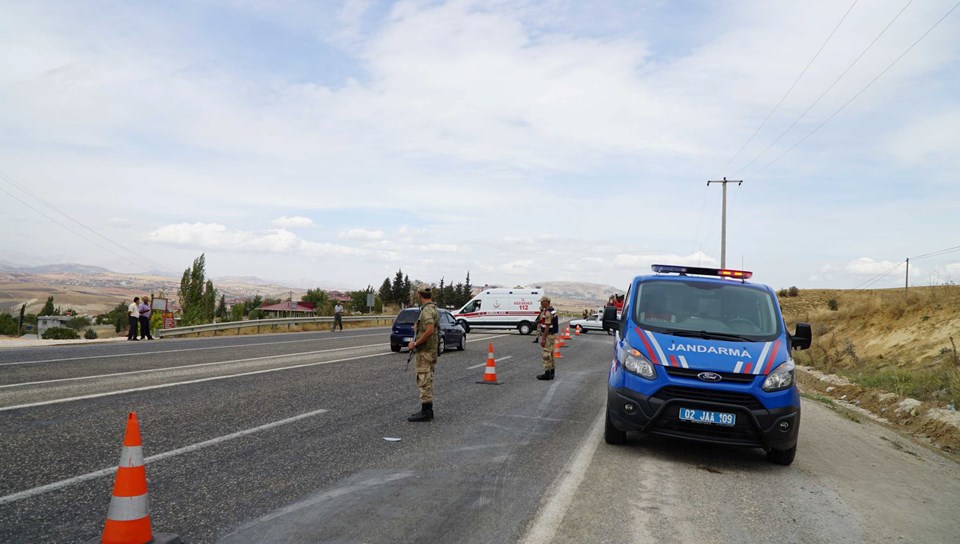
[144,223,301,252]
[418,243,459,252]
[613,252,716,270]
[272,216,315,228]
[844,258,908,276]
[339,228,384,241]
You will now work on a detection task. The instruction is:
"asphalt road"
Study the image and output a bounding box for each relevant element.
[2,326,958,543]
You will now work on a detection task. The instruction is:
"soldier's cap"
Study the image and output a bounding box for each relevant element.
[540,295,551,303]
[418,287,433,296]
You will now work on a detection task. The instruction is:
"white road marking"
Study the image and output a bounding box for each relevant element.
[0,408,329,505]
[0,333,513,411]
[0,343,387,389]
[0,353,393,412]
[466,355,513,370]
[519,406,604,544]
[0,331,391,367]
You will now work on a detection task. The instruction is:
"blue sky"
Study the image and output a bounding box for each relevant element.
[1,0,958,291]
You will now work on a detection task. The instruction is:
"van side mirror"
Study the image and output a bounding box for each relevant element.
[791,323,812,350]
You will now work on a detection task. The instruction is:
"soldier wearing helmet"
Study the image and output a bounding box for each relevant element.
[536,295,559,381]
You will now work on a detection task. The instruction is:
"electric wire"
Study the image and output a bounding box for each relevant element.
[0,171,180,275]
[0,185,148,272]
[749,0,960,179]
[717,0,860,176]
[736,0,917,177]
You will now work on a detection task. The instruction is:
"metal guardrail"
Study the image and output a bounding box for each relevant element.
[156,315,394,338]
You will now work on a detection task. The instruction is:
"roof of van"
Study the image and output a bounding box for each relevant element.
[479,288,543,295]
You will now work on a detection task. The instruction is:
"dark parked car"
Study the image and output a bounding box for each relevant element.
[390,308,467,353]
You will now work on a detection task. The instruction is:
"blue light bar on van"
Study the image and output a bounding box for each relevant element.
[651,264,753,280]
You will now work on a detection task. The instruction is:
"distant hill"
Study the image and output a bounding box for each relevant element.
[533,281,623,304]
[8,263,113,275]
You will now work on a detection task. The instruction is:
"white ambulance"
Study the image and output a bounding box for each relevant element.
[452,288,544,335]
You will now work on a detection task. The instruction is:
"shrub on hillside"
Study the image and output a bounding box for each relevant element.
[42,327,80,340]
[827,299,839,311]
[787,286,799,297]
[84,328,98,340]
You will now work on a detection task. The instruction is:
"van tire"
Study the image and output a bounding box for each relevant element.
[767,445,796,466]
[604,410,626,445]
[457,320,470,333]
[518,322,533,335]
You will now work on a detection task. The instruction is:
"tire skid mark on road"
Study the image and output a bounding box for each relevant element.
[0,331,392,367]
[0,408,330,505]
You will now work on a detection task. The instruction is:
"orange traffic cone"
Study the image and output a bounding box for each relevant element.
[555,335,565,348]
[477,342,501,385]
[575,325,581,336]
[565,326,572,339]
[553,339,563,359]
[94,412,181,544]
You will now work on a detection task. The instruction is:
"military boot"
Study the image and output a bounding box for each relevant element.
[536,369,551,380]
[549,369,555,380]
[407,402,434,422]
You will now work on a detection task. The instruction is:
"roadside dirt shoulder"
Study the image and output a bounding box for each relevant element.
[798,365,960,458]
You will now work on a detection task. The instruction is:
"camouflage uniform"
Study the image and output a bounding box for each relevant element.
[414,301,440,403]
[537,296,558,380]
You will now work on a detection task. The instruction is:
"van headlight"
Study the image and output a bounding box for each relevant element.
[618,341,657,380]
[762,359,796,392]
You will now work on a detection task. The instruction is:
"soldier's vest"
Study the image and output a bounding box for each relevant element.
[417,302,440,353]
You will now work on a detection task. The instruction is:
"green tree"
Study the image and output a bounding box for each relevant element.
[391,269,405,305]
[248,294,263,310]
[18,303,26,335]
[435,278,446,308]
[464,271,472,301]
[216,294,227,320]
[349,286,375,313]
[178,254,217,325]
[40,296,55,316]
[378,278,392,304]
[66,316,92,330]
[107,302,128,333]
[301,288,330,314]
[0,312,17,335]
[230,302,246,322]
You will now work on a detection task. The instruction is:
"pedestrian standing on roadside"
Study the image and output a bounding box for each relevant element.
[138,296,153,340]
[537,296,559,381]
[407,287,439,422]
[127,296,140,341]
[333,302,344,332]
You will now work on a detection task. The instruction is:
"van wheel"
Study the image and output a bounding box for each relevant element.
[391,344,400,352]
[457,320,470,333]
[604,410,626,445]
[457,334,465,351]
[767,445,796,466]
[518,322,533,335]
[438,336,444,356]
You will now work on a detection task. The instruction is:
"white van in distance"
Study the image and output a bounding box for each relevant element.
[452,288,544,335]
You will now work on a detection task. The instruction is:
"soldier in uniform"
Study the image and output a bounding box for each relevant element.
[537,296,559,380]
[407,287,440,422]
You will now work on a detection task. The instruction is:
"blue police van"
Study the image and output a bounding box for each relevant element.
[605,264,812,465]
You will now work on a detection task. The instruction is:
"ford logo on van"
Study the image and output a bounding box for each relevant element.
[697,372,723,383]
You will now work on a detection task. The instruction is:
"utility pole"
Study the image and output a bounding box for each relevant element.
[905,258,909,295]
[707,177,743,268]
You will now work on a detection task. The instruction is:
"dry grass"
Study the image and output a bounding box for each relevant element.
[783,285,960,407]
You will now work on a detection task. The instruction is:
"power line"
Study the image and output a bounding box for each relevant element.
[910,244,960,261]
[749,0,960,178]
[736,0,916,176]
[717,0,860,175]
[0,170,180,275]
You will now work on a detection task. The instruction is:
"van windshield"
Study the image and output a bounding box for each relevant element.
[395,309,420,325]
[634,279,780,341]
